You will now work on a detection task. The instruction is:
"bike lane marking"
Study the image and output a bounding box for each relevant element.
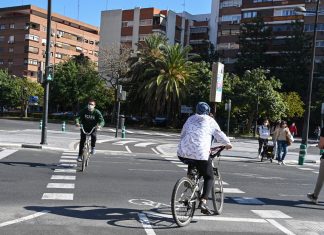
[0,211,49,228]
[138,213,156,235]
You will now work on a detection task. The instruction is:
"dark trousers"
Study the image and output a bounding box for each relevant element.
[180,157,214,200]
[258,138,268,154]
[78,129,97,156]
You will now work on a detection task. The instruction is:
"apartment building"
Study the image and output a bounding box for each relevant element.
[0,5,99,81]
[100,6,220,56]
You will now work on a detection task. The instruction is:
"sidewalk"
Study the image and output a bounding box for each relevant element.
[156,139,321,165]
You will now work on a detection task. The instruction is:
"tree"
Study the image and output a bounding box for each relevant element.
[19,78,43,118]
[281,92,304,119]
[50,54,114,113]
[277,21,311,98]
[0,70,19,109]
[223,68,287,133]
[235,17,272,75]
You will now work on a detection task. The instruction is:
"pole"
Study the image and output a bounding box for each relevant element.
[40,0,52,145]
[299,0,320,164]
[254,94,259,138]
[227,99,231,136]
[115,78,120,138]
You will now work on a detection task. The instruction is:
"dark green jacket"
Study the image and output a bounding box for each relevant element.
[75,108,105,132]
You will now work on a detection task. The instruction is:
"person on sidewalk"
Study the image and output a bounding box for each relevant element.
[307,127,324,204]
[315,126,321,142]
[257,119,271,158]
[75,99,105,162]
[271,120,281,159]
[275,120,293,165]
[289,122,297,137]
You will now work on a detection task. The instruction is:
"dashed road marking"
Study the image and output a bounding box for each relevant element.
[251,210,292,219]
[47,183,75,189]
[51,175,76,180]
[113,140,137,145]
[151,148,160,154]
[54,169,76,173]
[223,188,245,194]
[231,197,265,205]
[138,213,156,235]
[59,159,77,163]
[60,156,77,159]
[42,193,73,200]
[134,142,156,147]
[298,168,315,171]
[0,149,18,160]
[125,145,132,153]
[266,219,296,235]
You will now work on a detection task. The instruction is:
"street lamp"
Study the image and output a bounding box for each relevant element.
[295,2,320,164]
[40,0,52,145]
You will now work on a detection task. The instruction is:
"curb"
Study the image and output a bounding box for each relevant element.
[0,143,71,152]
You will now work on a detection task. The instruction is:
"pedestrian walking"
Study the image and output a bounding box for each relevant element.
[289,122,298,137]
[275,120,293,165]
[271,120,281,158]
[257,119,271,158]
[307,127,324,204]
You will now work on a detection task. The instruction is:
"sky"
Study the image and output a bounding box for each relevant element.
[0,0,212,27]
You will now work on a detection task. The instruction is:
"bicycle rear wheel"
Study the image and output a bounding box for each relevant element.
[212,168,224,215]
[171,177,196,227]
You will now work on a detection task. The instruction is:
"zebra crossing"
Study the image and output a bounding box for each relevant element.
[0,149,18,160]
[105,128,180,137]
[41,151,78,201]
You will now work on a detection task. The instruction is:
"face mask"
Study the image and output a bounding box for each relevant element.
[88,104,95,111]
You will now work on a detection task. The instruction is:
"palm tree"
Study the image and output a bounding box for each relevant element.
[141,44,195,120]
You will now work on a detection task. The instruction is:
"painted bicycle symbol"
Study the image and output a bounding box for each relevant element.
[128,198,170,208]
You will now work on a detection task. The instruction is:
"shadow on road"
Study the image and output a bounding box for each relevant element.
[0,161,57,168]
[25,205,178,229]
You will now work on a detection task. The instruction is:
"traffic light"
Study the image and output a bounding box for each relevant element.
[46,66,53,81]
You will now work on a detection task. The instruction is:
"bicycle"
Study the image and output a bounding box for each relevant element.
[171,146,225,227]
[79,125,97,172]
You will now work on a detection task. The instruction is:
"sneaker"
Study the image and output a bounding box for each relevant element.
[77,155,82,162]
[307,193,318,204]
[281,161,286,165]
[257,154,261,159]
[198,201,213,215]
[278,161,282,165]
[90,147,96,155]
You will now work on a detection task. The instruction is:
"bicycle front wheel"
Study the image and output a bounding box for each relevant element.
[212,168,224,215]
[171,177,196,227]
[81,151,87,172]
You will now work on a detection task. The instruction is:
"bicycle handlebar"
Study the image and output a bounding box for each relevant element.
[210,146,226,158]
[80,125,97,135]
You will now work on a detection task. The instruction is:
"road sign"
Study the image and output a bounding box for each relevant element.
[210,62,224,103]
[181,105,193,114]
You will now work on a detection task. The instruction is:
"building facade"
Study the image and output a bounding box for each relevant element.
[0,5,99,81]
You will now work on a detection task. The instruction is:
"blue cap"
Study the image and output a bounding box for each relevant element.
[196,102,210,115]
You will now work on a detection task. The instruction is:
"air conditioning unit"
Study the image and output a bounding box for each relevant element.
[57,34,62,38]
[51,32,55,36]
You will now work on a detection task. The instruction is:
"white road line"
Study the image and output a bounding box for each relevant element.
[54,169,76,173]
[313,171,319,174]
[60,156,77,159]
[223,188,245,194]
[51,175,76,180]
[96,139,115,143]
[171,161,181,164]
[151,148,160,154]
[222,181,229,185]
[298,168,314,171]
[63,151,78,153]
[0,211,49,227]
[138,131,151,135]
[145,212,267,223]
[266,219,296,235]
[231,197,265,205]
[108,128,115,132]
[138,213,156,235]
[59,159,77,163]
[176,165,187,168]
[134,142,156,147]
[125,146,132,153]
[0,149,18,160]
[126,130,134,134]
[251,210,292,219]
[46,183,75,189]
[42,193,74,200]
[113,140,137,145]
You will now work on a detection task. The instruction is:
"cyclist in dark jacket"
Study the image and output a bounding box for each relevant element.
[75,99,105,162]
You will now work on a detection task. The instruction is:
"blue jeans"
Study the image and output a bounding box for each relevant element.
[277,140,288,161]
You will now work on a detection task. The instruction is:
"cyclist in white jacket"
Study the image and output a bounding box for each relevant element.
[177,102,232,214]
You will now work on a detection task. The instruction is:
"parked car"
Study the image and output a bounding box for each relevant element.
[152,116,168,126]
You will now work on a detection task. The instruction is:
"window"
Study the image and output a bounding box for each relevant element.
[243,11,257,19]
[8,35,15,43]
[9,24,15,29]
[8,60,13,66]
[24,58,38,65]
[0,60,3,65]
[122,21,133,27]
[121,36,132,42]
[89,50,93,55]
[221,14,241,23]
[89,40,94,45]
[274,8,295,17]
[55,53,62,59]
[220,0,242,8]
[76,46,82,52]
[139,34,150,41]
[140,19,153,26]
[24,46,39,54]
[305,24,324,32]
[25,34,39,42]
[8,48,14,53]
[55,42,63,48]
[0,24,5,30]
[316,40,324,47]
[0,47,3,53]
[0,36,4,42]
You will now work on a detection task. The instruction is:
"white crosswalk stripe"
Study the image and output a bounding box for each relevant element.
[232,197,265,205]
[42,193,73,200]
[46,183,75,189]
[51,175,76,180]
[113,140,137,145]
[0,149,18,160]
[134,142,156,147]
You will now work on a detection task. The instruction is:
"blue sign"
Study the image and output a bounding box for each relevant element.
[29,96,39,103]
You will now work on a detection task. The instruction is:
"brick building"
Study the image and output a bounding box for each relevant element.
[0,5,99,81]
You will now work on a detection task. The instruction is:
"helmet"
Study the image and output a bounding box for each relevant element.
[196,102,210,115]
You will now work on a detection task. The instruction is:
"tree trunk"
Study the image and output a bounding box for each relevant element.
[24,102,28,118]
[246,111,255,134]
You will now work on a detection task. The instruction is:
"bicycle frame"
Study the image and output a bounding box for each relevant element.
[80,126,96,171]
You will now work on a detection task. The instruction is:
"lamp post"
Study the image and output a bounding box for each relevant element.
[295,2,320,165]
[40,0,52,145]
